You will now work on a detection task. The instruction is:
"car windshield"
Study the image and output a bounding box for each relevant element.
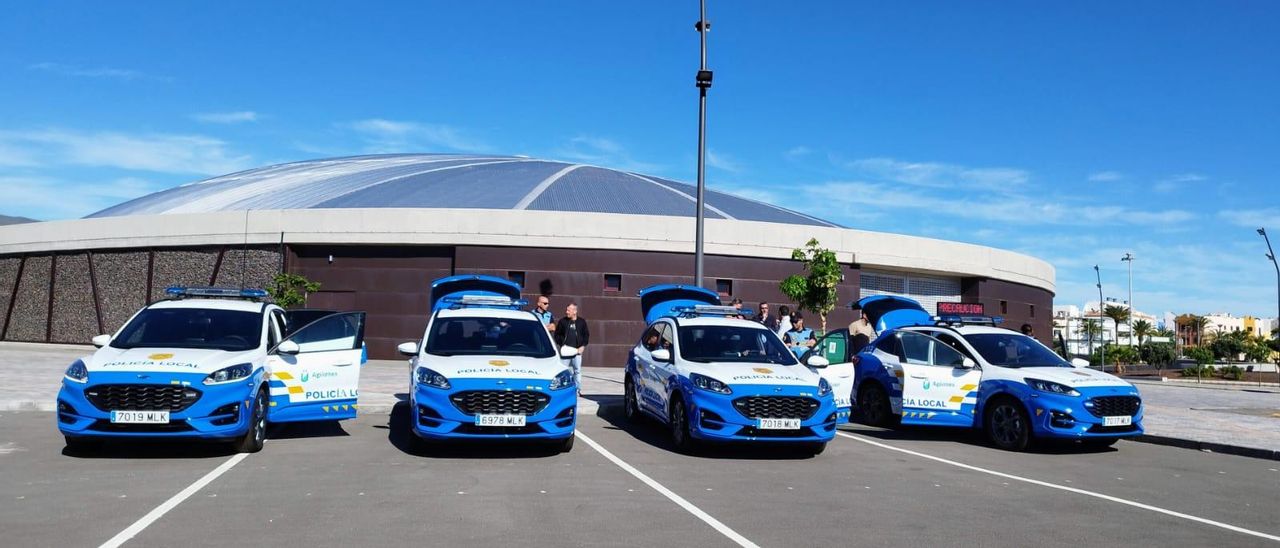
[111,308,262,352]
[677,325,799,365]
[964,333,1070,368]
[426,317,555,358]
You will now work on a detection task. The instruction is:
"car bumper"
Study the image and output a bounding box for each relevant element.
[56,371,264,440]
[1024,387,1144,439]
[410,378,576,440]
[686,385,838,443]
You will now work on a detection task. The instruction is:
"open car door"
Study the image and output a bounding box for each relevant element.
[809,328,855,422]
[266,311,367,423]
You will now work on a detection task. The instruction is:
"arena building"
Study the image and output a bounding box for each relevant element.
[0,153,1055,364]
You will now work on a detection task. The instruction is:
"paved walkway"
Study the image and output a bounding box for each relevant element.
[6,342,1277,457]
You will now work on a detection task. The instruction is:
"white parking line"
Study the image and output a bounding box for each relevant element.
[576,430,760,548]
[98,452,249,548]
[835,431,1280,543]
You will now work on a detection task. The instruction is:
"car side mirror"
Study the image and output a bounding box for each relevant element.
[397,342,419,357]
[91,334,111,348]
[650,348,672,362]
[1071,358,1090,369]
[806,355,830,368]
[276,340,301,355]
[956,357,977,369]
[559,346,580,359]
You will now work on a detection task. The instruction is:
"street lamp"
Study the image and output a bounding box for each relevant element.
[1260,228,1279,342]
[692,0,713,287]
[1122,252,1135,347]
[1094,265,1106,371]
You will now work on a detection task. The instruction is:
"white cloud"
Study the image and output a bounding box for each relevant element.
[552,135,662,173]
[1218,208,1280,229]
[705,148,742,173]
[192,111,259,124]
[1087,171,1123,182]
[28,62,170,82]
[843,157,1029,191]
[0,128,253,175]
[0,175,165,220]
[1152,173,1205,193]
[344,118,490,153]
[784,146,812,159]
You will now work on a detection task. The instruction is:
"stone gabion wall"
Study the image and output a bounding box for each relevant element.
[92,251,150,334]
[50,254,98,343]
[1,246,282,343]
[0,257,20,336]
[6,255,51,341]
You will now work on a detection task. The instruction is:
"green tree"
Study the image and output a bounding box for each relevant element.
[1184,346,1215,379]
[1131,319,1153,346]
[267,272,321,308]
[1210,331,1247,362]
[1139,342,1177,374]
[1103,305,1131,344]
[779,238,842,333]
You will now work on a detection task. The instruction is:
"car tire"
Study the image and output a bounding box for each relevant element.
[985,399,1032,452]
[63,436,100,454]
[234,389,268,454]
[669,396,696,454]
[623,373,640,422]
[558,433,575,453]
[858,384,898,428]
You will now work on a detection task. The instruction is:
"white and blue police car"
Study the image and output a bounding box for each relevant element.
[847,295,1144,451]
[57,287,367,453]
[623,285,838,455]
[399,275,578,452]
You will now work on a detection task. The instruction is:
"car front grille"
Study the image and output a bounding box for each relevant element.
[1088,396,1141,417]
[449,391,550,416]
[85,384,201,412]
[732,396,819,420]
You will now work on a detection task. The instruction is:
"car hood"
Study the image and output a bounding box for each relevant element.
[419,354,568,381]
[853,295,933,332]
[687,362,821,387]
[86,346,260,375]
[430,274,523,311]
[1022,367,1134,389]
[638,284,721,325]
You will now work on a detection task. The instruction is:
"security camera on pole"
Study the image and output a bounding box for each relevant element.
[1122,252,1135,347]
[693,0,713,288]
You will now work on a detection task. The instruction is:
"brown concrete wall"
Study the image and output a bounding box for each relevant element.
[962,277,1055,345]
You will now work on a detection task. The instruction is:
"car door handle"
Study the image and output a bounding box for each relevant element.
[908,375,926,379]
[333,362,354,367]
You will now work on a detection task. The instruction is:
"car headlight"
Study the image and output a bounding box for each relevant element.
[549,369,575,391]
[1026,378,1080,397]
[64,359,88,383]
[690,373,731,394]
[415,366,451,389]
[818,377,832,397]
[204,363,253,385]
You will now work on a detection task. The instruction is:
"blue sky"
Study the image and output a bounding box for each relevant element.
[2,1,1278,318]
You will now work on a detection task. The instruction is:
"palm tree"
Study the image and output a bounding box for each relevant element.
[1190,315,1211,347]
[1103,304,1131,345]
[1132,319,1153,345]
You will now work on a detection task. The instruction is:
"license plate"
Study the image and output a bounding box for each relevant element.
[757,418,801,430]
[111,410,170,424]
[1103,416,1132,427]
[474,414,526,427]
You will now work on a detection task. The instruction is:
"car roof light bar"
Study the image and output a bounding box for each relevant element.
[671,304,745,318]
[441,295,529,309]
[932,314,1004,326]
[165,286,269,300]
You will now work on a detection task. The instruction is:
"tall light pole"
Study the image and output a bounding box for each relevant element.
[692,0,713,287]
[1095,265,1106,370]
[1260,228,1279,341]
[1122,252,1135,347]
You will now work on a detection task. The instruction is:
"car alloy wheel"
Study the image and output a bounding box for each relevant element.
[988,401,1030,451]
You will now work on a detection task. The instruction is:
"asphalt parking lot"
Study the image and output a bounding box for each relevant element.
[3,396,1279,548]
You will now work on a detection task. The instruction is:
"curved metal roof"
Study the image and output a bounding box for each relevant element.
[86,153,840,227]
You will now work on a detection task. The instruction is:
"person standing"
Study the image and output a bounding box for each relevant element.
[730,298,745,319]
[530,295,555,333]
[784,313,817,359]
[554,303,590,392]
[757,302,779,332]
[776,305,794,340]
[848,311,877,354]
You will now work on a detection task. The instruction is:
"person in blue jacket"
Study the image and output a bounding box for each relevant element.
[784,313,816,358]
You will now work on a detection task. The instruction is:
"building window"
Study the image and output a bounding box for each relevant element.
[1029,304,1035,318]
[1000,300,1008,315]
[716,279,733,297]
[508,271,525,288]
[604,274,622,292]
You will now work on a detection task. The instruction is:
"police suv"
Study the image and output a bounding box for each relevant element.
[57,287,367,453]
[623,285,838,455]
[843,296,1143,451]
[399,275,578,451]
